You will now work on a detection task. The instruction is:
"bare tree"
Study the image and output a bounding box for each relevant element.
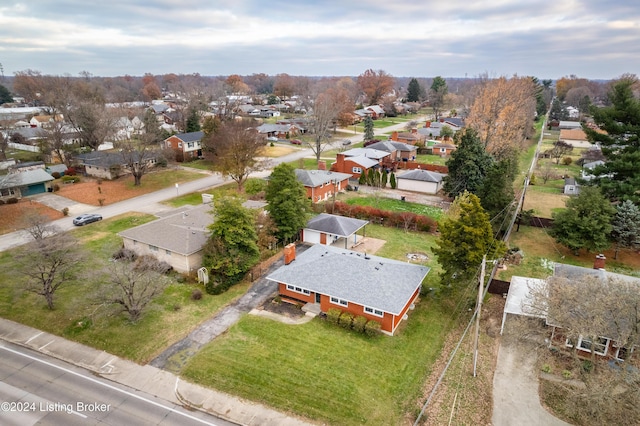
[548,141,573,164]
[306,88,344,163]
[67,99,116,151]
[104,257,171,322]
[466,76,537,160]
[16,215,83,309]
[202,119,268,191]
[538,161,557,184]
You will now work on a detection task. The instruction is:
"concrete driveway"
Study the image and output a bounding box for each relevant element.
[493,339,571,426]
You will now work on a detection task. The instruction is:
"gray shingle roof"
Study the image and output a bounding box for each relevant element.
[342,147,390,160]
[174,131,204,143]
[397,169,445,183]
[74,152,125,168]
[266,244,429,315]
[295,169,352,188]
[0,169,54,188]
[366,141,416,153]
[305,214,368,237]
[118,204,213,255]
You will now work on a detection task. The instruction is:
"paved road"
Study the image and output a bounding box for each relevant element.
[0,341,234,426]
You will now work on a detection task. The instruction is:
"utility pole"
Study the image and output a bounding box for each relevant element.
[473,255,486,377]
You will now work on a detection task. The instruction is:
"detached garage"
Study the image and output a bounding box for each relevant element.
[396,169,446,195]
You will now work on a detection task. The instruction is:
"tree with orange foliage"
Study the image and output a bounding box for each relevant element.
[141,73,161,101]
[465,76,537,160]
[225,74,250,94]
[357,69,395,105]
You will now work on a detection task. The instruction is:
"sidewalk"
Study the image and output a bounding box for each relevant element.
[0,318,315,426]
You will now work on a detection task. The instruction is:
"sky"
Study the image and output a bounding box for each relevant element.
[1,0,639,80]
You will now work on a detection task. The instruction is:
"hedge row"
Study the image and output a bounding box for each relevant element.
[326,308,381,337]
[328,201,437,233]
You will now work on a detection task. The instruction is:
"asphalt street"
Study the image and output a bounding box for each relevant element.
[0,341,235,426]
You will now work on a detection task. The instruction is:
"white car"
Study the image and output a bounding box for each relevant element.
[266,136,279,142]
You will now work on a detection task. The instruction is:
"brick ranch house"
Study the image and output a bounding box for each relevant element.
[502,256,639,362]
[330,147,390,178]
[267,243,430,335]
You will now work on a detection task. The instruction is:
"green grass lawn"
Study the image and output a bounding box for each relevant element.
[344,196,444,220]
[181,298,452,425]
[163,182,242,207]
[177,159,215,171]
[416,153,448,166]
[0,213,248,364]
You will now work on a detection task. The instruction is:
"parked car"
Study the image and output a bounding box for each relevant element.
[266,136,278,142]
[73,213,103,226]
[290,139,302,145]
[341,139,352,146]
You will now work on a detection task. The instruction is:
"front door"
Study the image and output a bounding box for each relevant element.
[315,293,321,303]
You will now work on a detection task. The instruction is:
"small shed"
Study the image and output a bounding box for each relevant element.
[302,213,368,249]
[563,177,579,195]
[396,169,446,194]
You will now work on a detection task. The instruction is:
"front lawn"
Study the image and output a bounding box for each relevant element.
[181,298,452,425]
[0,213,248,364]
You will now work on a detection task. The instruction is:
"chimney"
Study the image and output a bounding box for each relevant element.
[425,121,431,128]
[391,131,398,141]
[318,160,326,171]
[594,254,606,270]
[284,243,296,265]
[411,128,417,134]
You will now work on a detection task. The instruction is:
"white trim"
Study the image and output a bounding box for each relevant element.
[286,284,310,296]
[352,167,362,174]
[364,306,384,317]
[577,336,609,356]
[614,344,634,361]
[330,296,348,307]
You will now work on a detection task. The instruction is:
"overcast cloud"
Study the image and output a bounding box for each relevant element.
[1,0,638,79]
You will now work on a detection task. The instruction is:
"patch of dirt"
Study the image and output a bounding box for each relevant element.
[260,297,306,318]
[0,199,64,235]
[348,237,386,254]
[55,176,154,206]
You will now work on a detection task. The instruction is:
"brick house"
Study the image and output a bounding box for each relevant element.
[330,147,390,178]
[295,169,352,203]
[164,131,204,161]
[501,258,639,362]
[267,244,429,335]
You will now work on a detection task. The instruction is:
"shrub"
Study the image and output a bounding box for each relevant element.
[562,157,573,165]
[326,308,342,325]
[390,172,397,189]
[562,370,572,379]
[62,207,69,216]
[0,199,4,205]
[51,172,61,179]
[541,364,552,373]
[581,360,593,373]
[61,175,79,183]
[52,184,60,192]
[245,178,267,196]
[112,247,138,262]
[133,255,173,274]
[353,315,367,333]
[6,198,18,204]
[66,167,77,176]
[191,289,203,301]
[339,312,354,329]
[364,320,382,337]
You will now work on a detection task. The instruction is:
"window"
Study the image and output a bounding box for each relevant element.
[352,167,362,174]
[178,142,182,148]
[439,148,447,153]
[187,142,194,148]
[614,344,633,361]
[286,284,310,295]
[364,306,384,317]
[149,245,158,252]
[0,188,15,197]
[165,249,171,256]
[577,336,609,356]
[330,296,348,307]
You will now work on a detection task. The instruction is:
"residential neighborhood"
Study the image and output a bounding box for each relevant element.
[0,68,639,426]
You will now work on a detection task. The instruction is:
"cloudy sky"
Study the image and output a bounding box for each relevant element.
[1,0,638,79]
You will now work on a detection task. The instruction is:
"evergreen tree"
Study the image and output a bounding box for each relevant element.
[406,78,421,103]
[443,128,494,198]
[430,76,448,120]
[265,163,309,241]
[203,197,260,292]
[611,200,640,259]
[583,77,640,204]
[381,169,388,188]
[363,116,374,142]
[551,186,616,255]
[477,157,517,234]
[0,84,13,105]
[389,172,397,189]
[185,108,201,132]
[433,192,506,292]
